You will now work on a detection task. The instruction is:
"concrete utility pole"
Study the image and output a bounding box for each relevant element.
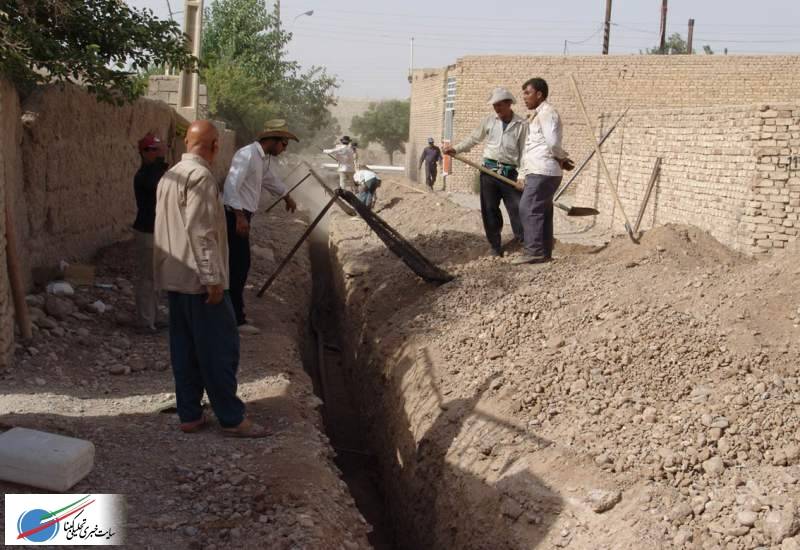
[687,18,695,54]
[408,37,414,83]
[659,0,668,53]
[602,0,612,55]
[177,0,203,121]
[276,0,280,34]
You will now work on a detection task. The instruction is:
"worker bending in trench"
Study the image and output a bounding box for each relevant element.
[222,120,298,335]
[513,78,572,265]
[443,87,527,257]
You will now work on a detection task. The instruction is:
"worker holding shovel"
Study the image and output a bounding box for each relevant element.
[513,78,572,265]
[443,87,527,257]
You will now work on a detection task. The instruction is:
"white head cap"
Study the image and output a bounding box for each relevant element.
[487,87,516,106]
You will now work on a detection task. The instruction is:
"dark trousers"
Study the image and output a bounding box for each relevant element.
[425,163,438,188]
[167,291,244,428]
[225,209,251,326]
[520,174,562,257]
[479,171,524,251]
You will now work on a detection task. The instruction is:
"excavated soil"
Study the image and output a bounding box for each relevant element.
[0,203,371,549]
[327,176,800,550]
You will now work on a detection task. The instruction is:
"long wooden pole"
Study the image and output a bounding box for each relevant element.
[5,201,31,340]
[569,75,636,241]
[451,154,524,191]
[633,157,662,234]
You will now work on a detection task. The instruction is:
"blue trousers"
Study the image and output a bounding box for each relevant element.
[167,291,245,428]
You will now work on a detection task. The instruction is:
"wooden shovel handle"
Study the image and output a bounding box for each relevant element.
[451,154,524,191]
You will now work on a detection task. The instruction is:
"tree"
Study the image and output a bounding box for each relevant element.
[201,0,338,145]
[0,0,196,104]
[351,100,410,165]
[644,32,714,55]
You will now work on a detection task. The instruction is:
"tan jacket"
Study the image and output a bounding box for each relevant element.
[153,154,229,294]
[454,112,528,167]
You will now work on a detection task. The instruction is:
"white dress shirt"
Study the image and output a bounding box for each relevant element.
[324,144,356,173]
[454,113,528,167]
[223,142,287,213]
[521,101,568,177]
[353,169,378,185]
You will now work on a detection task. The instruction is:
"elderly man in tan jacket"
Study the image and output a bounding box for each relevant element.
[154,120,267,438]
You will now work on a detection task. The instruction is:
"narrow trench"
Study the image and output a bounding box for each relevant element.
[298,184,395,549]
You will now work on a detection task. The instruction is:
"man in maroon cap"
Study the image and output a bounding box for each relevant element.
[132,132,168,332]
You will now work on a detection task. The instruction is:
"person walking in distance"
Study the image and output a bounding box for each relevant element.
[324,136,356,191]
[132,133,168,332]
[223,120,298,335]
[443,87,528,257]
[153,120,268,438]
[513,78,572,265]
[418,137,442,190]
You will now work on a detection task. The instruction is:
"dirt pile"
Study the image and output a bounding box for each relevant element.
[328,177,800,549]
[0,206,371,549]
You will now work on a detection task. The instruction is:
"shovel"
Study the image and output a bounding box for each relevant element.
[451,155,599,217]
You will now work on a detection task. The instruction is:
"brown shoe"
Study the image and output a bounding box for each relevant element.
[222,418,271,439]
[179,415,207,434]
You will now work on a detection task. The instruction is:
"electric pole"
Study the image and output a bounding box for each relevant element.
[659,0,668,53]
[602,0,612,54]
[687,19,695,54]
[276,0,280,34]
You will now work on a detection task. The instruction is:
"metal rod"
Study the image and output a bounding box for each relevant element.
[570,75,636,241]
[633,157,662,234]
[451,154,523,191]
[257,192,340,297]
[304,162,357,216]
[262,173,311,214]
[554,108,629,202]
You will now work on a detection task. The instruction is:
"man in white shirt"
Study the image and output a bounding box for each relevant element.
[353,168,381,210]
[513,78,571,265]
[223,119,298,334]
[324,136,356,191]
[443,87,528,257]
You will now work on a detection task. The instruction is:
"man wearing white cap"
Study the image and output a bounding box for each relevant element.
[223,119,299,335]
[443,87,527,257]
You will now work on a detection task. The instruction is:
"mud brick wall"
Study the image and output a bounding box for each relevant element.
[409,55,800,253]
[407,68,447,183]
[0,80,19,365]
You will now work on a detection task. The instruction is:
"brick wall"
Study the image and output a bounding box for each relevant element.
[407,68,447,183]
[409,55,800,252]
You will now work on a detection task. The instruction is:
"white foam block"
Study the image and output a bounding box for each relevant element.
[0,428,94,491]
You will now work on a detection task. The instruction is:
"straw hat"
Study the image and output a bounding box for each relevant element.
[257,119,299,141]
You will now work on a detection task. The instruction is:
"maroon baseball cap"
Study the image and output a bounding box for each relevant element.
[138,133,161,152]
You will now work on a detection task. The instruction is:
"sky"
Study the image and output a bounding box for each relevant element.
[129,0,800,99]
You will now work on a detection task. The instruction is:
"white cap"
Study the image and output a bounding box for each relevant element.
[487,87,516,106]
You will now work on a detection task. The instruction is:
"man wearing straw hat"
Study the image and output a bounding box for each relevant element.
[443,87,527,257]
[223,119,299,335]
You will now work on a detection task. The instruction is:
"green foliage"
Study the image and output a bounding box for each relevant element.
[644,32,713,56]
[351,100,410,165]
[0,0,197,104]
[201,0,338,145]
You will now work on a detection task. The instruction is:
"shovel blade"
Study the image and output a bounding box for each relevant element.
[555,202,599,217]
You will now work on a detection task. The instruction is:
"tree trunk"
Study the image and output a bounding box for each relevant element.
[388,150,394,165]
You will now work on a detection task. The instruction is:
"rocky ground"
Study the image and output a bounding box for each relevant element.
[0,204,371,549]
[328,176,800,550]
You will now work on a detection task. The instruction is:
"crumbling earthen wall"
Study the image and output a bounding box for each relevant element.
[409,55,800,252]
[17,82,235,284]
[0,80,19,366]
[407,68,447,183]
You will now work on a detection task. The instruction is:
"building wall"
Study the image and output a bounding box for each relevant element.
[409,55,800,252]
[407,68,447,183]
[0,80,18,365]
